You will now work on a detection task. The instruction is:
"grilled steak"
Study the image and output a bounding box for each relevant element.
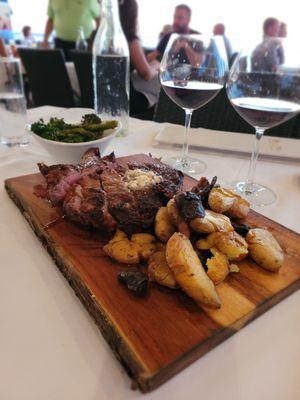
[101,168,142,234]
[63,175,117,231]
[127,160,184,199]
[36,148,184,233]
[37,163,82,205]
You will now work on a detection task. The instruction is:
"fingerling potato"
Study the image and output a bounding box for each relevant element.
[166,233,221,309]
[190,210,233,234]
[148,251,178,289]
[246,228,284,271]
[131,233,157,261]
[155,207,176,242]
[206,248,230,285]
[103,229,140,264]
[208,187,250,219]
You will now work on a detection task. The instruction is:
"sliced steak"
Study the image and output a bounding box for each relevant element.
[100,168,141,234]
[37,163,82,205]
[36,149,184,234]
[63,175,117,231]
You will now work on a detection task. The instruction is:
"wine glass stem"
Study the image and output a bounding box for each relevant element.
[182,108,193,166]
[246,128,264,191]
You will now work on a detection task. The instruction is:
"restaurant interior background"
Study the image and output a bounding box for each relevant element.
[7,0,300,54]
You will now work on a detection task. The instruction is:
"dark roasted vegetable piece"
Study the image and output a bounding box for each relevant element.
[118,271,149,297]
[192,176,218,207]
[232,223,250,237]
[175,191,205,221]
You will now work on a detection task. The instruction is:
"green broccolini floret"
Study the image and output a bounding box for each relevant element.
[81,113,102,125]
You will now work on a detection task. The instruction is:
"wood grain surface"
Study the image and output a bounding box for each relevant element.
[4,154,300,392]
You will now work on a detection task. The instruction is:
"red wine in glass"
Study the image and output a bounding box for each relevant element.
[231,97,300,129]
[162,81,223,110]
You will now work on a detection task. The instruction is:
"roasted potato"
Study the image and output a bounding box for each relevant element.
[166,198,181,225]
[166,198,190,237]
[206,248,230,285]
[166,233,221,309]
[131,233,157,261]
[103,229,140,264]
[196,232,220,250]
[208,187,236,213]
[189,209,233,234]
[208,187,250,219]
[226,197,250,219]
[197,231,248,261]
[148,251,178,289]
[246,228,284,271]
[155,207,176,242]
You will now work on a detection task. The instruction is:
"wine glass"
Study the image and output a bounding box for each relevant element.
[227,38,300,206]
[160,34,227,174]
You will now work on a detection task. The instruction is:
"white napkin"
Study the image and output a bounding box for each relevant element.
[154,123,300,162]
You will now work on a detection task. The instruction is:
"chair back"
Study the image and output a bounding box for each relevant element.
[18,48,74,107]
[70,50,93,108]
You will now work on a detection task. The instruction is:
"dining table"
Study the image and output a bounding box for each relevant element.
[0,106,300,400]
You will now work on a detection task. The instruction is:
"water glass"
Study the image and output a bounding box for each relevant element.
[0,57,29,147]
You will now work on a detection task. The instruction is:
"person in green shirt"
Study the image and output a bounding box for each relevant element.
[43,0,101,60]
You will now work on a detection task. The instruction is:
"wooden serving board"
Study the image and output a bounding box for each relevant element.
[5,154,300,392]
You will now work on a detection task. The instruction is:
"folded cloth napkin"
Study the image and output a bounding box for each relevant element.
[154,123,300,162]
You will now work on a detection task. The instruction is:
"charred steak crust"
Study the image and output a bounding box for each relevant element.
[100,168,142,234]
[63,175,117,231]
[36,149,184,233]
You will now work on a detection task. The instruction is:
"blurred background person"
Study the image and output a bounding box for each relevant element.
[0,22,14,44]
[279,22,287,38]
[42,0,101,60]
[119,0,160,115]
[263,16,280,38]
[147,4,199,62]
[213,23,233,63]
[252,17,284,72]
[21,25,35,46]
[159,24,173,40]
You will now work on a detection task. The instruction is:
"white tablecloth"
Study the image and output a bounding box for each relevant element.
[1,106,300,400]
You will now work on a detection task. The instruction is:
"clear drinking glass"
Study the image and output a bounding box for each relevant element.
[160,34,226,174]
[227,39,300,206]
[0,57,29,147]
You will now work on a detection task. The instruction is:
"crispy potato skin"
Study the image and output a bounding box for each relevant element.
[190,209,233,234]
[208,188,236,213]
[197,231,248,261]
[166,198,190,237]
[103,229,140,264]
[166,233,221,309]
[166,198,181,225]
[208,188,250,219]
[131,233,157,261]
[246,228,284,271]
[148,251,178,289]
[206,248,230,285]
[226,197,250,219]
[155,207,176,242]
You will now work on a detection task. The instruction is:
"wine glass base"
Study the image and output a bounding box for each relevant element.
[165,156,206,175]
[228,180,277,207]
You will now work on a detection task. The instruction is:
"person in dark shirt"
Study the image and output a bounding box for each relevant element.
[147,4,199,62]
